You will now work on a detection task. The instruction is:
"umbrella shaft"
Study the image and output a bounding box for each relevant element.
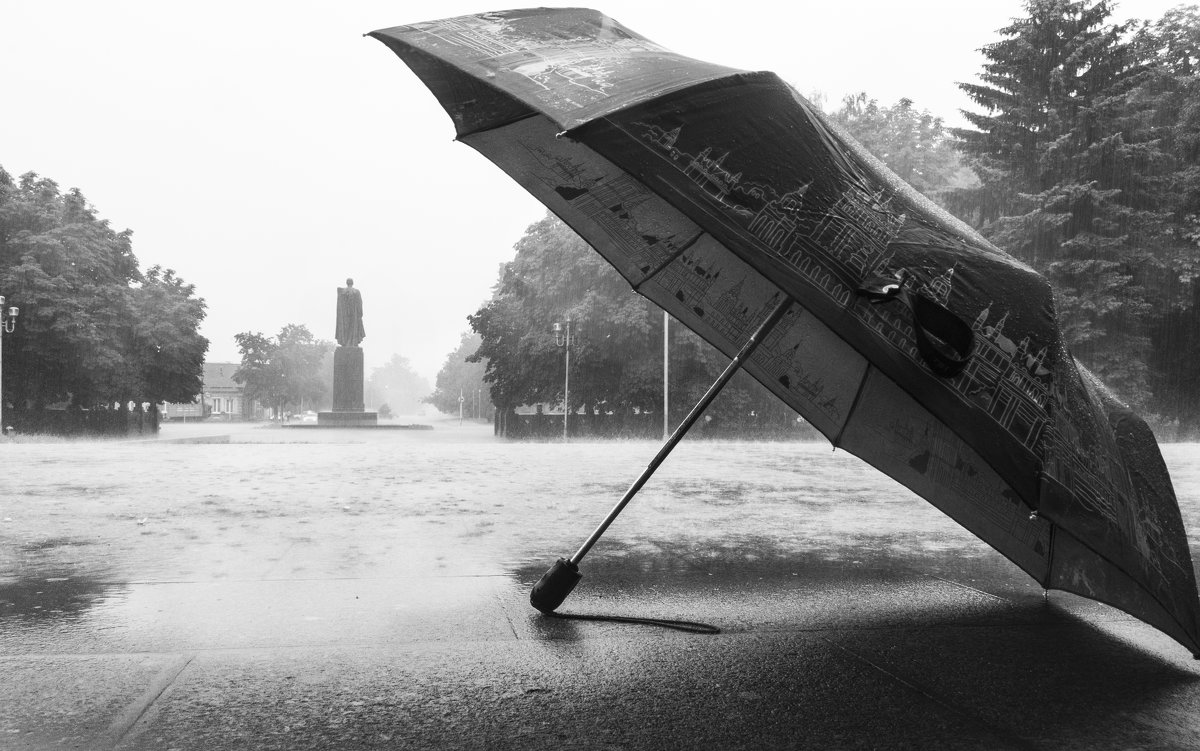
[570,297,792,565]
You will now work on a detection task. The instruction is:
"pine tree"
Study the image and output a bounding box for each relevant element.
[1133,6,1200,431]
[952,0,1163,406]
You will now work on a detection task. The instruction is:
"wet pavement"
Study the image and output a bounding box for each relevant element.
[2,419,1199,750]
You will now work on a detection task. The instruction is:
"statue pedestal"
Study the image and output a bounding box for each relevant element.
[317,411,378,427]
[319,346,377,427]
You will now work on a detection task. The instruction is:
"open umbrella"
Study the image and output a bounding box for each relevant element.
[368,8,1200,657]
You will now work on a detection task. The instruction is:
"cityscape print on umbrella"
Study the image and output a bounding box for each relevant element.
[627,120,1183,583]
[402,12,709,112]
[470,58,1183,591]
[514,129,1055,561]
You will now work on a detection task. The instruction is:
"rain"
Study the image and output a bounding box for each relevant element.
[3,2,1200,750]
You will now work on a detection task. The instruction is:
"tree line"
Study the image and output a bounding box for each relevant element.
[441,0,1200,438]
[0,165,432,431]
[0,168,207,432]
[232,324,430,419]
[457,216,809,437]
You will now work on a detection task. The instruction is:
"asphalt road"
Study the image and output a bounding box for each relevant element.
[2,419,1198,750]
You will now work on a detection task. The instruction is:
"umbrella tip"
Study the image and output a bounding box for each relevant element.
[530,557,582,613]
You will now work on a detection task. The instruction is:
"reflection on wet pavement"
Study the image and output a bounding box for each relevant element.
[0,572,123,620]
[2,428,1197,648]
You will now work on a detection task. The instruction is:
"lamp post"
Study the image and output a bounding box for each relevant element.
[0,296,19,434]
[552,317,574,440]
[663,310,669,440]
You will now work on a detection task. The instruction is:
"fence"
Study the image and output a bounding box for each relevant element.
[7,406,160,437]
[493,408,822,441]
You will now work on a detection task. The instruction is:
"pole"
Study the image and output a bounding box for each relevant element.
[662,310,669,441]
[0,320,5,431]
[563,319,570,441]
[569,297,790,565]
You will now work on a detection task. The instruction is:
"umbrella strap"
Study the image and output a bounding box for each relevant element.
[858,277,974,377]
[542,610,721,634]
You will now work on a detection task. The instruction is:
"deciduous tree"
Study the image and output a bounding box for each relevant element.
[467,213,803,435]
[426,332,492,417]
[365,353,430,415]
[233,324,331,417]
[0,168,207,415]
[828,93,974,204]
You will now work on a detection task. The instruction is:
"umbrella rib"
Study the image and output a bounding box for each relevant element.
[631,230,706,292]
[1048,521,1200,654]
[831,366,872,450]
[456,111,542,140]
[1044,522,1057,590]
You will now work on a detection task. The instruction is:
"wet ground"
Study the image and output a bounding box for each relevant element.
[2,418,1199,750]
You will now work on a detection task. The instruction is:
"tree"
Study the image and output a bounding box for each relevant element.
[426,332,493,417]
[0,168,206,415]
[126,266,209,405]
[468,213,802,435]
[828,93,975,205]
[232,331,283,415]
[364,354,431,415]
[233,324,332,417]
[951,0,1163,405]
[468,214,666,416]
[1133,5,1200,429]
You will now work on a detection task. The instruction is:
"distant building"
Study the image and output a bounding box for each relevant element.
[160,362,264,421]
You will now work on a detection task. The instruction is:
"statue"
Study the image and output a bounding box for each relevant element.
[336,278,365,347]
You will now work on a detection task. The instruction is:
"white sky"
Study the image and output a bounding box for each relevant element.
[0,1,1184,380]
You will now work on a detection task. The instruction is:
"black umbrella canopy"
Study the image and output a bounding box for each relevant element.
[369,8,1200,656]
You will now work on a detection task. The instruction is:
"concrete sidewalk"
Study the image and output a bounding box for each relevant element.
[2,425,1198,750]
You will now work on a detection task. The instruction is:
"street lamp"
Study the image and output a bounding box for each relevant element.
[663,310,669,440]
[0,295,19,435]
[552,318,574,440]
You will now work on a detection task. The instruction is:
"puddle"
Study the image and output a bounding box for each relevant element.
[0,571,123,619]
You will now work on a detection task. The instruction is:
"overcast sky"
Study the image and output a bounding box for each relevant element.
[0,1,1184,380]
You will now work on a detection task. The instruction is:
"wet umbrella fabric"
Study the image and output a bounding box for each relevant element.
[369,8,1200,655]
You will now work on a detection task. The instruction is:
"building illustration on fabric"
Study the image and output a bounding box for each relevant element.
[412,15,669,102]
[512,134,849,426]
[638,122,905,306]
[517,140,689,277]
[633,120,1173,569]
[885,413,1050,554]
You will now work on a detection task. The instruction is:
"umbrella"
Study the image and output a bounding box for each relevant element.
[368,8,1200,656]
